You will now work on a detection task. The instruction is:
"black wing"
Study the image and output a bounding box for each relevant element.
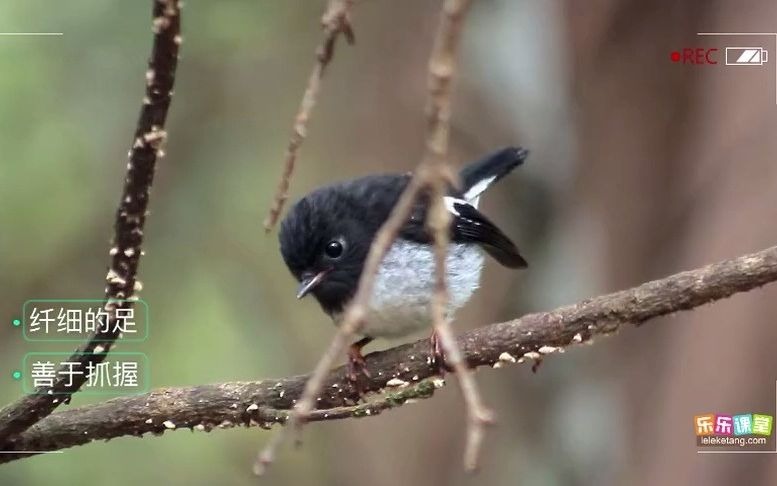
[400,195,527,269]
[447,198,527,268]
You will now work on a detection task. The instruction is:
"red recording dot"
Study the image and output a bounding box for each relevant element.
[670,51,681,62]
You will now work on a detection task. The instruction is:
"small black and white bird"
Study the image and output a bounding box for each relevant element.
[279,147,528,378]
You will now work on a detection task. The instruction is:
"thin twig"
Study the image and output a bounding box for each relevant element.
[2,245,776,462]
[428,178,493,471]
[0,0,181,447]
[421,0,485,471]
[262,0,355,232]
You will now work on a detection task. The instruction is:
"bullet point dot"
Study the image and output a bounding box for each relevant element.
[11,370,22,380]
[12,319,21,327]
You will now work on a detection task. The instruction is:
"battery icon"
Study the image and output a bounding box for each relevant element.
[725,47,768,66]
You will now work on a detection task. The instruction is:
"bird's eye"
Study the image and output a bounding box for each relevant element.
[324,239,344,259]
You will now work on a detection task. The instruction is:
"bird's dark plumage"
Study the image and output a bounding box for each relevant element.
[399,147,528,268]
[278,146,528,319]
[445,200,528,268]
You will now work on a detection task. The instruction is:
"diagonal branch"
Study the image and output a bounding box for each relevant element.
[262,0,355,232]
[419,0,491,471]
[2,245,775,464]
[0,0,181,446]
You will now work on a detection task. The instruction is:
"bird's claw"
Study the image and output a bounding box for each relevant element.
[430,330,455,376]
[346,339,372,396]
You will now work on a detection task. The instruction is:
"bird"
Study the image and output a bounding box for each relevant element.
[278,147,528,381]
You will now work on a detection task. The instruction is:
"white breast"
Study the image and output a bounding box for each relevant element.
[350,239,485,339]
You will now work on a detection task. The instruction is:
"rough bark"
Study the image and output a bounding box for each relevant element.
[1,245,775,463]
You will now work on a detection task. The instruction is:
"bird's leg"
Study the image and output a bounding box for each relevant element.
[346,336,373,385]
[429,329,455,376]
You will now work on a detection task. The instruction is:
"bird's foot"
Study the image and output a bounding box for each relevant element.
[429,329,455,376]
[346,337,373,395]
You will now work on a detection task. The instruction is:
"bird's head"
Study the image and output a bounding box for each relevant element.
[278,187,374,316]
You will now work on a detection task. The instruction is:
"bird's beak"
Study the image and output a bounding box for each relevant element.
[296,270,329,299]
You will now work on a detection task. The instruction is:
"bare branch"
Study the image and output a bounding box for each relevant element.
[0,0,181,446]
[1,245,776,463]
[429,179,494,471]
[419,0,492,471]
[262,0,355,232]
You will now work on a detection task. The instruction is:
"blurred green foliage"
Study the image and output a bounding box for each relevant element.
[0,2,327,484]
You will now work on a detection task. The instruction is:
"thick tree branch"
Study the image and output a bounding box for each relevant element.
[2,245,776,463]
[0,0,181,445]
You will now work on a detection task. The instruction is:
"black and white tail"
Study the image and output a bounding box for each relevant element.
[458,147,529,206]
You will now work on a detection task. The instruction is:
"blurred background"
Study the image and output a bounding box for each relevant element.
[1,0,777,484]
